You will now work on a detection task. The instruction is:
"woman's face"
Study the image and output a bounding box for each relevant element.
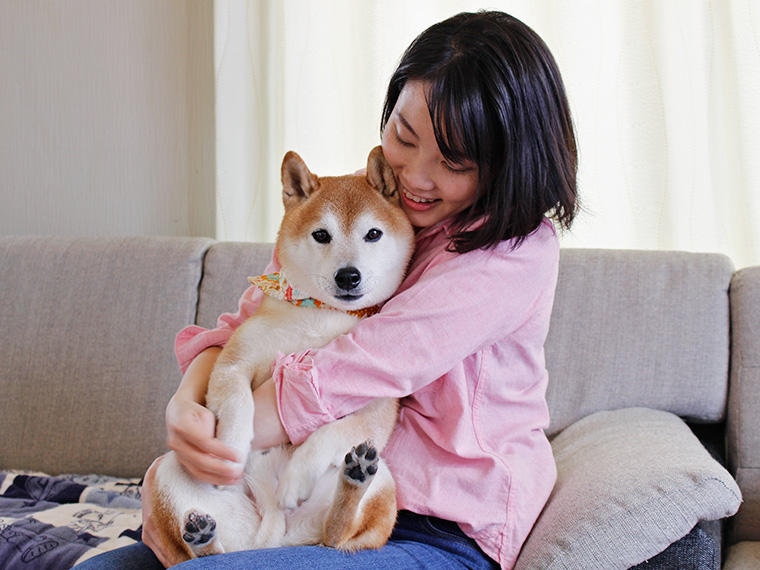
[381,80,479,230]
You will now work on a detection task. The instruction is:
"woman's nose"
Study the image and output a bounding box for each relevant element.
[404,153,436,191]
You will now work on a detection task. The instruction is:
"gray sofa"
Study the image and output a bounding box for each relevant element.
[0,236,757,569]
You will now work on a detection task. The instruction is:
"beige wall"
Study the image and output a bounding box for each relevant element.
[0,0,215,237]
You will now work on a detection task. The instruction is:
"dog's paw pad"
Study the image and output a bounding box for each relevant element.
[182,511,217,546]
[344,441,379,485]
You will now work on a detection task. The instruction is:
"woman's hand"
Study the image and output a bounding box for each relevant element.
[161,348,289,487]
[165,346,243,486]
[165,392,243,486]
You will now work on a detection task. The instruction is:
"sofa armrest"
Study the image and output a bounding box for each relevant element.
[514,408,741,570]
[728,267,760,542]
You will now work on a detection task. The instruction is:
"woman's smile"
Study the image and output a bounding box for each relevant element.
[400,184,441,210]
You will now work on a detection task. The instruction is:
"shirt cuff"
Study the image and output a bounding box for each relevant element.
[175,325,235,374]
[272,350,336,445]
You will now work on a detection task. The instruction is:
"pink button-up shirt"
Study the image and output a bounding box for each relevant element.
[175,218,559,569]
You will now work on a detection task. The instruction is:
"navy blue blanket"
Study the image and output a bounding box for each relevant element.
[0,471,142,569]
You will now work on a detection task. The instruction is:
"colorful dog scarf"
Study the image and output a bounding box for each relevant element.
[248,272,381,319]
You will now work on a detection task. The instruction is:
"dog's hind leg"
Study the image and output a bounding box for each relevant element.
[322,441,397,551]
[181,510,224,557]
[154,453,261,558]
[276,398,398,510]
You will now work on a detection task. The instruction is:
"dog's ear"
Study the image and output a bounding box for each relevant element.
[366,146,398,200]
[282,151,319,210]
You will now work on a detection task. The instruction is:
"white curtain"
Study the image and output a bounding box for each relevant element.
[213,0,760,269]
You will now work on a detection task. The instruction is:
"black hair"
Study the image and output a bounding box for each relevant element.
[381,11,579,253]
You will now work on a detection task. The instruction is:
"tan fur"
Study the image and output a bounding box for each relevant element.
[150,485,194,561]
[152,147,413,560]
[323,471,398,551]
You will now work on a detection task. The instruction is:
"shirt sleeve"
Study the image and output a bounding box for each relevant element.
[273,225,559,444]
[174,253,281,374]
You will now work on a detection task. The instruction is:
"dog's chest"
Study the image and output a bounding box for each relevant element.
[261,296,361,350]
[285,304,359,346]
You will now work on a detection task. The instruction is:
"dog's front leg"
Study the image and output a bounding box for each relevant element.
[204,309,284,464]
[205,361,256,462]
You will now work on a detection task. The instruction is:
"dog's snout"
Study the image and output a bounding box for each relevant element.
[334,267,361,291]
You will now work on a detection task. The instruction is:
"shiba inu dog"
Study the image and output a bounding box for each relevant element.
[151,146,414,561]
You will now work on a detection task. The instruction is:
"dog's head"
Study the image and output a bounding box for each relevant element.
[276,146,414,312]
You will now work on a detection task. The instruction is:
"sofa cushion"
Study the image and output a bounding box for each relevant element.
[545,249,734,436]
[514,408,742,570]
[724,541,760,570]
[0,236,213,478]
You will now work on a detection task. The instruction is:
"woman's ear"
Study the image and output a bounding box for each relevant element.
[366,146,398,199]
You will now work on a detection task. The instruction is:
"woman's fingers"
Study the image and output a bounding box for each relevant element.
[166,400,244,485]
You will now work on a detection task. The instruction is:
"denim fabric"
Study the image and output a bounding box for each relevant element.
[629,524,719,570]
[74,511,499,570]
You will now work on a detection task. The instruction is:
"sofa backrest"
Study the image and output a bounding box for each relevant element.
[195,242,276,330]
[0,236,212,478]
[544,249,734,437]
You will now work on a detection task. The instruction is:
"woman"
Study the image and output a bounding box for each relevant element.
[77,10,578,570]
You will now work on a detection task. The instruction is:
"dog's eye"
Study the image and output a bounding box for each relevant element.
[312,229,331,244]
[364,228,383,242]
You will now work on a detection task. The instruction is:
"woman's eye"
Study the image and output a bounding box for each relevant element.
[443,160,474,175]
[443,161,468,174]
[312,229,331,244]
[394,131,414,147]
[364,228,383,242]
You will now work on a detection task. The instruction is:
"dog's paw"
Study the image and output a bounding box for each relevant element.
[182,511,217,547]
[343,441,378,486]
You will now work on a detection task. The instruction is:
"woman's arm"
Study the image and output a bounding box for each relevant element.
[165,346,244,485]
[251,379,289,450]
[273,223,560,445]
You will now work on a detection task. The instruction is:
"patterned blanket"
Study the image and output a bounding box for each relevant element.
[0,471,143,569]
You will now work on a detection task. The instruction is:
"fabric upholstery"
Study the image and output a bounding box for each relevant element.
[195,242,274,330]
[0,236,212,478]
[514,408,741,570]
[728,266,760,542]
[544,249,734,437]
[724,541,760,570]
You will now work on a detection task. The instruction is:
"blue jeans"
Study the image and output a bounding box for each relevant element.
[74,511,499,570]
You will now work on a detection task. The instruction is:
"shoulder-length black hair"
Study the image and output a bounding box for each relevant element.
[381,11,579,253]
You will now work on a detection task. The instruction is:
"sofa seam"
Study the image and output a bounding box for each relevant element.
[193,240,216,326]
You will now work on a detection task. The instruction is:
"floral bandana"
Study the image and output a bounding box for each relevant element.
[248,272,381,319]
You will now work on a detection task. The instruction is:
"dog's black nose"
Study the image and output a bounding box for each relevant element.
[334,267,361,291]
